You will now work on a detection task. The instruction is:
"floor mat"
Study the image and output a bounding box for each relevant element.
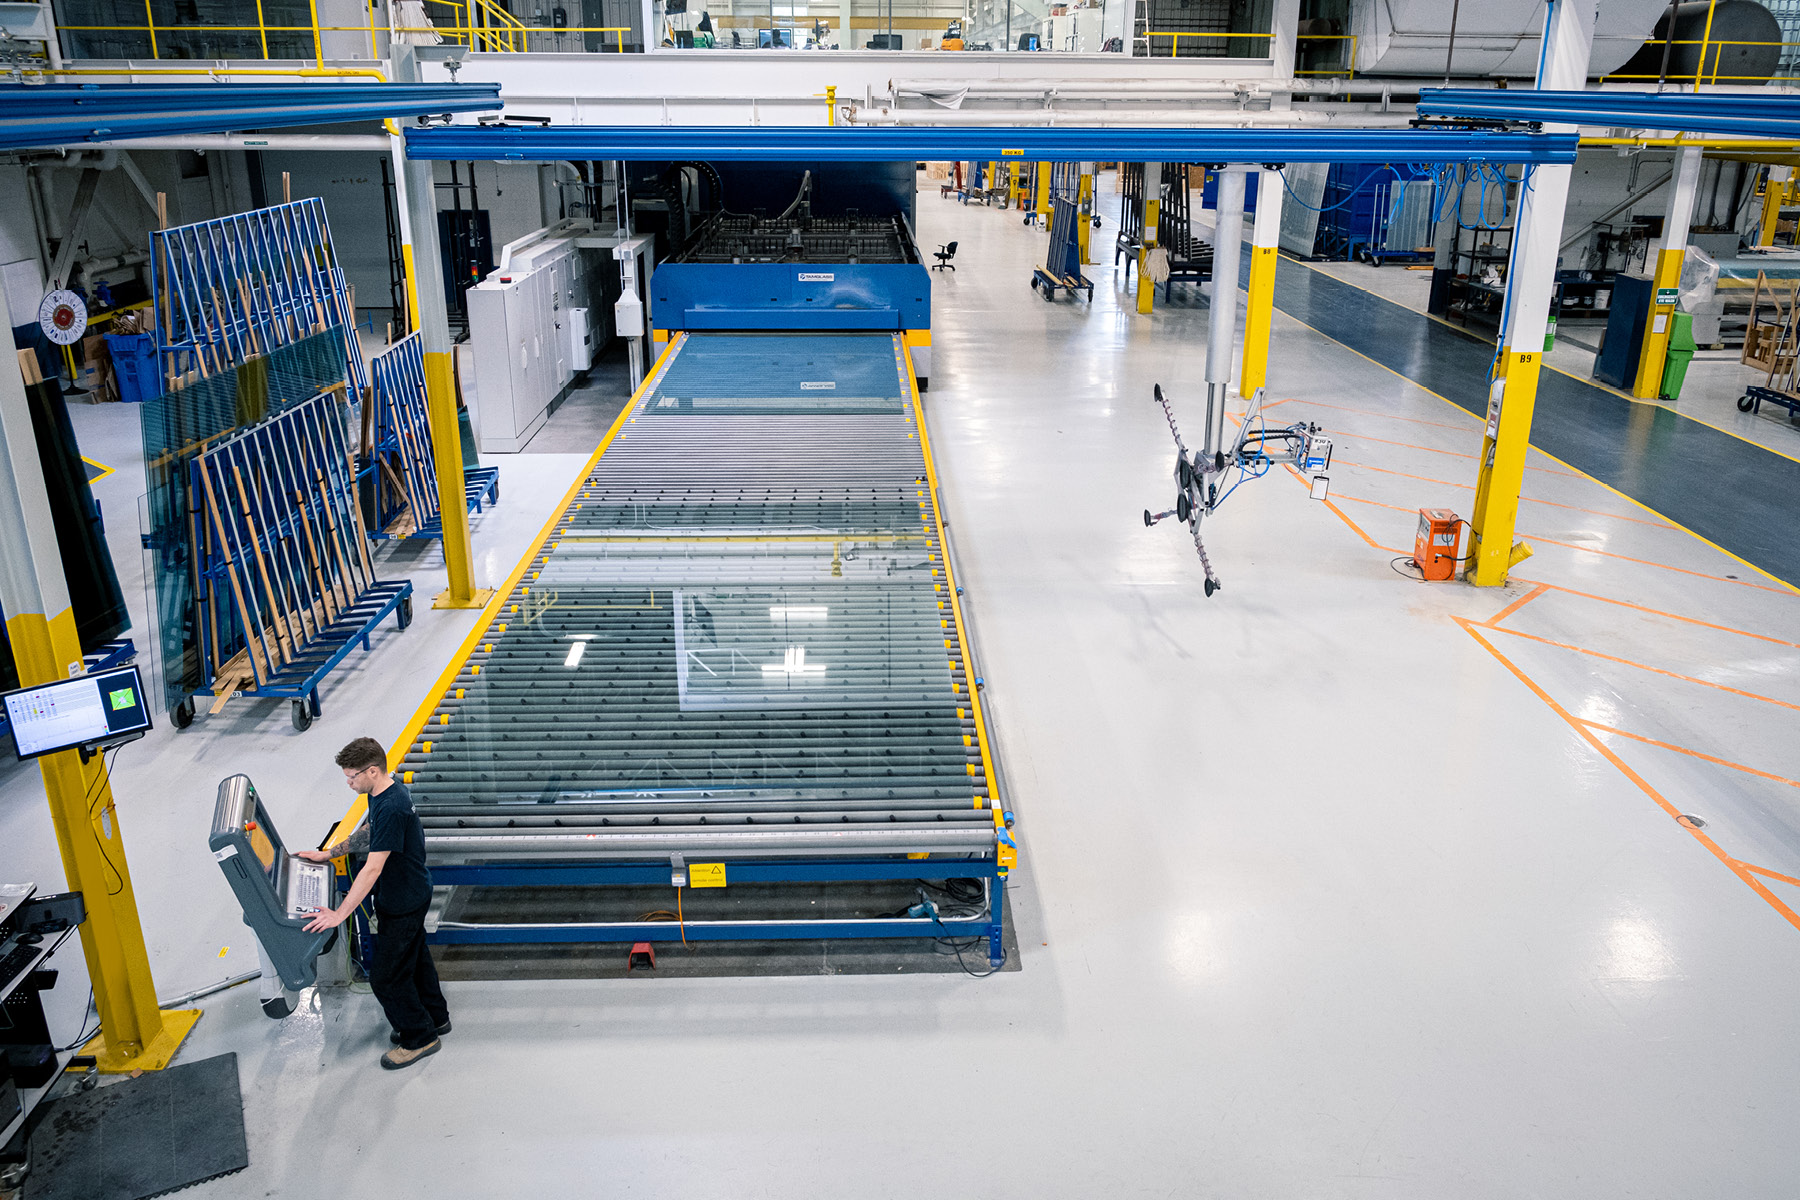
[24,1053,247,1200]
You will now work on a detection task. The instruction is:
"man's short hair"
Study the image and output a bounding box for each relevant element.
[335,738,387,773]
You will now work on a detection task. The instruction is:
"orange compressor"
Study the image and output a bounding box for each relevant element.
[1414,509,1463,581]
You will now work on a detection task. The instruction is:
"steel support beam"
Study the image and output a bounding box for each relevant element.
[1136,161,1160,315]
[1240,165,1284,397]
[404,125,1579,165]
[1204,167,1248,459]
[1466,0,1596,589]
[1634,145,1702,400]
[390,48,486,610]
[0,285,201,1072]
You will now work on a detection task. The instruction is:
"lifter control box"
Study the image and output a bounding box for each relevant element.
[1414,509,1463,581]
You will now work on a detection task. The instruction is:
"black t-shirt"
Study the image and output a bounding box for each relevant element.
[367,781,432,915]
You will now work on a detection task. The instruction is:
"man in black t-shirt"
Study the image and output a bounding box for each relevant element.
[300,737,450,1070]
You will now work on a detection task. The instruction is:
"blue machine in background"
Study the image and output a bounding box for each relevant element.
[648,161,934,383]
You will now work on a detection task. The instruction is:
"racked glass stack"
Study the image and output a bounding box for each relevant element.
[399,332,998,862]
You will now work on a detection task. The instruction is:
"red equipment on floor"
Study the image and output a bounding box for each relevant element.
[1414,509,1464,581]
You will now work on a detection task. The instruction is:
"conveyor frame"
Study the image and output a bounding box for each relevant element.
[364,330,1013,968]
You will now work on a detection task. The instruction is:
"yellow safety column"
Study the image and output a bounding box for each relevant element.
[0,288,200,1072]
[1077,165,1095,264]
[1757,165,1792,247]
[1034,161,1052,224]
[1240,166,1285,396]
[1136,162,1161,315]
[1633,145,1702,399]
[392,45,490,608]
[1467,0,1593,587]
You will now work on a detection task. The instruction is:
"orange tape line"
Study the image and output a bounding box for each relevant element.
[1483,624,1800,713]
[1276,396,1476,433]
[1333,429,1578,475]
[1280,464,1398,552]
[1486,583,1549,627]
[1743,863,1800,889]
[1455,616,1800,936]
[1517,534,1794,595]
[1579,720,1800,790]
[1330,460,1670,527]
[1509,577,1800,652]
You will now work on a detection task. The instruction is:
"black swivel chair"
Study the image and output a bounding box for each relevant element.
[932,241,958,271]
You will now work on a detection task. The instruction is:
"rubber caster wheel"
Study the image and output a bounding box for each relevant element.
[490,481,500,503]
[170,697,196,729]
[1203,579,1217,597]
[1738,394,1755,412]
[1029,277,1038,291]
[397,594,414,630]
[291,698,316,732]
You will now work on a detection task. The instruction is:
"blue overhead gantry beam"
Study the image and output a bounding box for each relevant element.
[1417,87,1800,139]
[404,124,1578,164]
[0,82,502,150]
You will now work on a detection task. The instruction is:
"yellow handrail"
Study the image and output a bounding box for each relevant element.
[1143,30,1272,59]
[1295,32,1355,78]
[1598,37,1796,87]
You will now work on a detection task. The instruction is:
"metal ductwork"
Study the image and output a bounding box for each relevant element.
[1348,0,1671,78]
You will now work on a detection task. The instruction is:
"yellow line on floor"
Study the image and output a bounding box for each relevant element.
[1270,304,1800,598]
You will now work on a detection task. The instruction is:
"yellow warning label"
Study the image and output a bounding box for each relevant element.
[1001,148,1024,156]
[689,862,727,888]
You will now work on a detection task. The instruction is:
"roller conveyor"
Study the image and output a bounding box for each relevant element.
[384,330,1013,963]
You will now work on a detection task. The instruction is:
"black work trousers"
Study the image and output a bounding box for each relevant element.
[370,904,448,1050]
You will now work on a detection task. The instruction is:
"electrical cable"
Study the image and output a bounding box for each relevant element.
[1277,163,1429,215]
[55,989,99,1053]
[82,745,126,897]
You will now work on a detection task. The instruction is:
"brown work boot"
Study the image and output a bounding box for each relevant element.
[380,1039,440,1070]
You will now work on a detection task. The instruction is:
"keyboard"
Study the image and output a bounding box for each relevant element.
[0,942,41,990]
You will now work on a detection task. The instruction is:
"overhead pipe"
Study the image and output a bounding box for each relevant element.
[73,133,392,151]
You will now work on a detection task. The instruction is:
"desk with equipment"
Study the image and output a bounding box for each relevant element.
[209,776,336,1018]
[0,884,87,1159]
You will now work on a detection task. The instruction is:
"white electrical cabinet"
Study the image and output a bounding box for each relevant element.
[466,221,619,453]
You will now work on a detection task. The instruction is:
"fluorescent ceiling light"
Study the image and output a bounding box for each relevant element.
[762,645,827,677]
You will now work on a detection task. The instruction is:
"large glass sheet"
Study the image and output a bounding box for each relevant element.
[140,328,347,710]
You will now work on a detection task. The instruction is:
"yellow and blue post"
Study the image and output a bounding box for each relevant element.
[391,45,489,608]
[1136,162,1161,315]
[0,287,200,1073]
[1757,166,1791,247]
[1466,0,1593,587]
[1633,145,1701,400]
[1239,166,1285,397]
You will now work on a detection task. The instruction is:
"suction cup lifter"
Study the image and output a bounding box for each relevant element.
[1142,384,1331,597]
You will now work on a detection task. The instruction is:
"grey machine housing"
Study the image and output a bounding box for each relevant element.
[209,774,335,1016]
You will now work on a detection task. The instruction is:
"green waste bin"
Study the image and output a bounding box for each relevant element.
[1661,310,1696,400]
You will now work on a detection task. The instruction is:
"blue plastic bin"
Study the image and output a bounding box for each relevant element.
[105,333,159,404]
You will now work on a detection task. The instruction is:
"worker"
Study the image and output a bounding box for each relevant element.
[299,737,449,1070]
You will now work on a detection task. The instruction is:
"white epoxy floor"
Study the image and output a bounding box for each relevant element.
[3,183,1799,1197]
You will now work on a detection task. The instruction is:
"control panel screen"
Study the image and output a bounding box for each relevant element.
[3,665,153,760]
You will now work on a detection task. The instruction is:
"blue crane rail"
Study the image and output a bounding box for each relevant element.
[405,124,1578,165]
[0,82,500,149]
[1417,87,1800,140]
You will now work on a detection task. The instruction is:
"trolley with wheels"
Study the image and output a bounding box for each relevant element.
[1739,385,1800,420]
[171,393,414,732]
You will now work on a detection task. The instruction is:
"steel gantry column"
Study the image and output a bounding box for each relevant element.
[1467,0,1596,588]
[1077,163,1095,264]
[1035,160,1052,224]
[1633,144,1702,399]
[0,288,201,1072]
[391,46,488,609]
[1239,165,1284,397]
[1758,166,1792,246]
[1137,162,1161,315]
[1203,167,1249,459]
[1758,166,1791,246]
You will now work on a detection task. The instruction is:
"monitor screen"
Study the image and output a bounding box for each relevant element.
[3,664,154,760]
